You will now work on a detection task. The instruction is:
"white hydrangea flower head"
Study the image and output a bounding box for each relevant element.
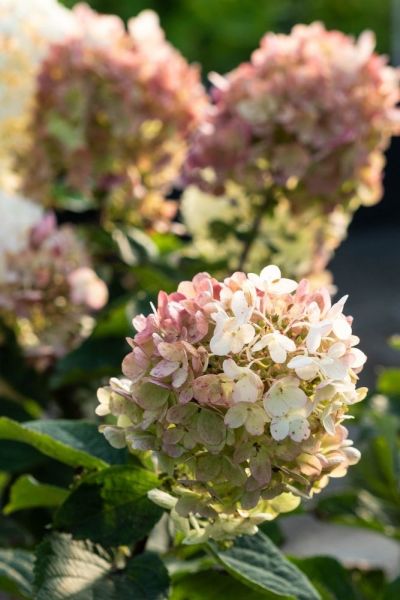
[97,266,367,542]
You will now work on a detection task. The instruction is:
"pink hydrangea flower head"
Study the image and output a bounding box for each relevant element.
[184,23,400,210]
[97,265,367,542]
[0,192,108,369]
[20,5,208,228]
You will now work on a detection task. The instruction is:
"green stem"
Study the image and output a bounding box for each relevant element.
[237,191,274,271]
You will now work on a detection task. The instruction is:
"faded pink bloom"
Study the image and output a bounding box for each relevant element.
[20,6,207,228]
[185,23,400,210]
[97,265,367,542]
[0,193,107,368]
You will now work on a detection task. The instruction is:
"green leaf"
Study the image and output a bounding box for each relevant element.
[377,368,400,397]
[0,548,34,599]
[208,532,320,600]
[4,475,69,515]
[0,441,45,473]
[0,321,51,407]
[290,556,357,600]
[0,418,127,470]
[383,576,400,600]
[34,533,169,599]
[54,465,162,546]
[51,337,128,388]
[171,570,278,599]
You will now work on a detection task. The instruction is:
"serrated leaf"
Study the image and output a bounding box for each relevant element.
[208,532,320,600]
[0,548,34,599]
[0,418,127,470]
[34,533,169,599]
[291,556,357,600]
[171,570,279,599]
[54,465,162,546]
[4,475,68,515]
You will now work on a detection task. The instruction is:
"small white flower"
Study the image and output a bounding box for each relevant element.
[248,265,298,295]
[263,377,312,442]
[225,403,267,436]
[210,290,255,355]
[252,331,296,363]
[222,358,263,403]
[302,296,352,353]
[287,348,348,381]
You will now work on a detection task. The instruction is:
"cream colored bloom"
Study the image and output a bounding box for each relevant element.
[0,0,75,189]
[248,265,298,295]
[210,290,255,355]
[252,331,296,363]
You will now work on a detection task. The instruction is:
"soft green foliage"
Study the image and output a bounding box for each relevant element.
[54,465,163,546]
[0,418,127,469]
[291,556,358,600]
[0,548,34,599]
[208,532,320,599]
[171,570,277,600]
[3,475,68,515]
[34,533,170,599]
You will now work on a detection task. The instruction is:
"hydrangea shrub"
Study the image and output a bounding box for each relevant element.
[183,23,400,276]
[97,266,367,542]
[0,192,108,369]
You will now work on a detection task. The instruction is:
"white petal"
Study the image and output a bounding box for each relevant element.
[320,358,347,380]
[328,342,347,359]
[278,334,296,352]
[269,278,298,294]
[252,336,269,352]
[285,386,308,409]
[233,376,259,404]
[349,348,367,369]
[223,358,242,379]
[328,296,348,320]
[306,330,322,353]
[260,264,281,283]
[288,356,319,380]
[269,341,287,364]
[231,290,251,324]
[270,417,290,441]
[264,390,288,417]
[333,316,352,340]
[210,333,232,356]
[240,323,256,344]
[288,417,311,442]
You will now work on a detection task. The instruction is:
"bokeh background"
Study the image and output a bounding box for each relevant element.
[59,0,400,387]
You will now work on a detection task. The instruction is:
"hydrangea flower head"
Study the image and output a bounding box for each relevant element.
[97,266,367,542]
[0,192,108,368]
[20,6,207,228]
[185,23,400,210]
[0,0,75,190]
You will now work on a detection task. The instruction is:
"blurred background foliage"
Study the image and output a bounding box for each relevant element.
[61,0,392,74]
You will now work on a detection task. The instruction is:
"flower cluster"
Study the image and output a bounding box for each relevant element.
[0,192,108,369]
[20,6,207,228]
[181,185,350,285]
[97,265,367,542]
[184,23,400,210]
[0,0,75,191]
